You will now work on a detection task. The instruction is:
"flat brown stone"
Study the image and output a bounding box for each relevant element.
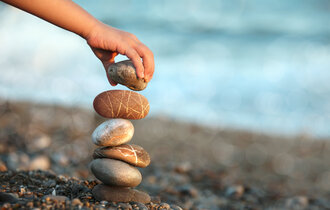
[93,90,150,120]
[92,184,150,203]
[93,144,151,168]
[108,60,148,91]
[90,159,142,187]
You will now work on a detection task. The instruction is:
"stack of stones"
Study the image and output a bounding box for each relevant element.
[90,60,151,204]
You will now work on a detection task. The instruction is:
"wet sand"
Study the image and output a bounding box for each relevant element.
[0,99,329,209]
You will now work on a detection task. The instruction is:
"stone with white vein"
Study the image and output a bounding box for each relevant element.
[90,158,142,187]
[93,144,150,168]
[92,119,134,146]
[93,90,150,120]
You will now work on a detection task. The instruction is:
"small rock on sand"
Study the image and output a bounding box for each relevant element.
[71,198,82,206]
[286,196,309,209]
[0,192,18,204]
[225,185,245,198]
[0,160,7,172]
[29,155,50,170]
[43,195,69,202]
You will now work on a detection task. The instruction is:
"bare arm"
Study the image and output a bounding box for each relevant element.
[1,0,154,83]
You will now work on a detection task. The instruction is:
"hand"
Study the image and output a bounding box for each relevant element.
[86,22,155,85]
[1,0,154,85]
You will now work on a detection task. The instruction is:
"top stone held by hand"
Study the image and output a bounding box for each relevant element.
[108,60,148,91]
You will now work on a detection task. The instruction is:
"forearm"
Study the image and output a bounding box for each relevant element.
[1,0,98,38]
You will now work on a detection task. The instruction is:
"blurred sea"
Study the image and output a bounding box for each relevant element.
[0,0,330,137]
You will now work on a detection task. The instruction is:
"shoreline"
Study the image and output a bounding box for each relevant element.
[1,99,329,209]
[1,97,326,140]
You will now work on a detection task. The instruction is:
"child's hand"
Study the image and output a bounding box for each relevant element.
[86,22,155,85]
[1,0,155,86]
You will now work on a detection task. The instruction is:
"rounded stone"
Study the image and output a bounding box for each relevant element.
[43,195,69,202]
[93,90,150,120]
[29,155,50,170]
[92,184,151,203]
[90,159,142,187]
[0,192,18,204]
[92,119,134,146]
[93,144,151,168]
[108,60,148,91]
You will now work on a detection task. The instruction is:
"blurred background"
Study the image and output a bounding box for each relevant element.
[0,0,330,137]
[1,0,330,209]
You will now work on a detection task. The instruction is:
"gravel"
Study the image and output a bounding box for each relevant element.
[1,100,330,209]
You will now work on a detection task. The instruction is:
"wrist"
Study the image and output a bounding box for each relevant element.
[81,18,102,40]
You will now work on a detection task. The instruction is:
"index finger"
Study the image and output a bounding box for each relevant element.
[135,44,154,82]
[125,47,145,79]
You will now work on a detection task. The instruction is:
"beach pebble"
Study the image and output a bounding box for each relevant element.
[131,202,148,210]
[108,60,148,91]
[93,90,150,120]
[225,185,245,198]
[7,152,30,170]
[29,155,50,170]
[286,196,309,209]
[92,184,150,203]
[171,204,183,210]
[29,134,51,151]
[0,160,7,172]
[93,144,150,168]
[159,203,171,209]
[177,185,198,197]
[43,195,69,202]
[90,159,142,187]
[0,192,18,204]
[150,196,161,204]
[45,180,56,188]
[92,119,134,146]
[117,202,132,209]
[71,198,82,206]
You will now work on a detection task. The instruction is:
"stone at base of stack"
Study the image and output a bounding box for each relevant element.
[92,184,151,203]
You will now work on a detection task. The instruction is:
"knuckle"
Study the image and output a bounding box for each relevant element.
[126,32,138,41]
[131,51,140,60]
[129,52,141,64]
[144,46,154,58]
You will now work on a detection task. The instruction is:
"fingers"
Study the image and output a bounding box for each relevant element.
[92,48,115,62]
[93,48,119,86]
[124,47,145,79]
[135,44,154,82]
[89,28,154,83]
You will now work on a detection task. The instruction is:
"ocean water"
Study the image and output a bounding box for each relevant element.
[0,0,330,137]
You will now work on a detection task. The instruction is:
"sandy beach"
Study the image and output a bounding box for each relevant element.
[0,99,330,209]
